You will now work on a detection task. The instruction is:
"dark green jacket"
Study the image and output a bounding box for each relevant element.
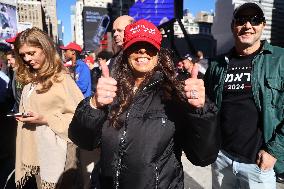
[204,41,284,174]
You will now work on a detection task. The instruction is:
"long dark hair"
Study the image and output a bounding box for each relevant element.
[109,48,186,128]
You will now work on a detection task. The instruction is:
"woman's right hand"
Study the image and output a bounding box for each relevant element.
[15,111,48,125]
[91,63,117,108]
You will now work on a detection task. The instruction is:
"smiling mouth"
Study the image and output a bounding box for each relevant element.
[240,31,254,35]
[136,57,150,64]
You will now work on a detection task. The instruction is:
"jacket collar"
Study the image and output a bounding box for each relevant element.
[223,40,272,64]
[261,40,273,54]
[141,71,164,92]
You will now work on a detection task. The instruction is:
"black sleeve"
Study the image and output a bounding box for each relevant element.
[68,97,107,151]
[179,97,220,167]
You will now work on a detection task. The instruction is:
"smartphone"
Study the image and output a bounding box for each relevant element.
[6,112,31,118]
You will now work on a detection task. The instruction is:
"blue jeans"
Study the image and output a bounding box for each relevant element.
[212,150,276,189]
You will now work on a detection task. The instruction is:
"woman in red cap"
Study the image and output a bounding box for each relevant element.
[70,19,219,189]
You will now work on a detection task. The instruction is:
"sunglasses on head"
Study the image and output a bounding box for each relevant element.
[234,15,265,26]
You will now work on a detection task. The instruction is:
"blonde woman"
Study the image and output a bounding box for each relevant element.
[13,27,83,189]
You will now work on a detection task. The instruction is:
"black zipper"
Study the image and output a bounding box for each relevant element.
[155,164,160,189]
[114,77,162,188]
[161,117,166,127]
[114,109,131,189]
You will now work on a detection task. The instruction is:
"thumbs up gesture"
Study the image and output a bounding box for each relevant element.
[91,62,117,108]
[184,63,205,108]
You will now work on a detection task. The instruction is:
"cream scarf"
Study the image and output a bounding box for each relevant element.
[15,83,67,189]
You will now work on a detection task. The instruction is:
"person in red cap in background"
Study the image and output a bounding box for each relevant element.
[85,56,95,68]
[5,33,19,50]
[84,55,96,93]
[69,19,219,189]
[85,51,113,94]
[60,42,92,98]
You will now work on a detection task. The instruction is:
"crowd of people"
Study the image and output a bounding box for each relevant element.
[0,2,283,189]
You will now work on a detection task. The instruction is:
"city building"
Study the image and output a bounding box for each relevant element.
[73,0,84,46]
[162,9,216,58]
[174,11,199,38]
[41,0,58,42]
[195,11,214,23]
[57,19,64,46]
[174,10,214,38]
[17,0,44,30]
[1,0,16,6]
[83,0,112,7]
[70,5,76,42]
[212,0,284,55]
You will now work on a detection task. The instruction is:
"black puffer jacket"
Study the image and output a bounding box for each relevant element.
[69,72,219,189]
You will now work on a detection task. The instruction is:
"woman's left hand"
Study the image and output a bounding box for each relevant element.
[184,64,205,108]
[16,111,48,125]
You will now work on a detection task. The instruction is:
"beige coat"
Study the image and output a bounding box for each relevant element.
[15,73,84,189]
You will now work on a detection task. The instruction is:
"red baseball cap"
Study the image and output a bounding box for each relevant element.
[123,19,162,50]
[84,56,94,64]
[60,42,82,52]
[5,33,20,44]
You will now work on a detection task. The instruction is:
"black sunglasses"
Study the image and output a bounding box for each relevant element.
[234,15,265,26]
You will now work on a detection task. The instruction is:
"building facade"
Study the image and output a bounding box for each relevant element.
[17,0,44,30]
[1,0,16,6]
[74,0,84,46]
[57,19,64,46]
[41,0,58,42]
[83,0,112,7]
[174,10,214,38]
[162,9,216,58]
[70,5,76,42]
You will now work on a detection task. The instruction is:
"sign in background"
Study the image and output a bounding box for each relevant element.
[129,0,175,26]
[0,2,17,40]
[82,7,110,51]
[18,22,33,32]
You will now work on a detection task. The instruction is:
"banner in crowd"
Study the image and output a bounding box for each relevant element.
[129,0,175,26]
[82,7,110,51]
[0,2,17,40]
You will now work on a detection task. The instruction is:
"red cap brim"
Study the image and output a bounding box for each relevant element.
[5,36,16,43]
[123,37,160,51]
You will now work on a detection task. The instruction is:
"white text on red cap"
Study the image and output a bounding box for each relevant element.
[130,24,156,35]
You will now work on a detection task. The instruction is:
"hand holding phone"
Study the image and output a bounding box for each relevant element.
[10,111,47,125]
[7,112,31,118]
